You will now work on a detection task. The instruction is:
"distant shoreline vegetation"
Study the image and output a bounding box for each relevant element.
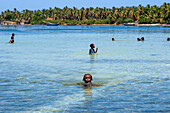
[0,2,169,25]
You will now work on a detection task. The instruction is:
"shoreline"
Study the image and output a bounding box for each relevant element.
[136,24,170,27]
[0,23,170,27]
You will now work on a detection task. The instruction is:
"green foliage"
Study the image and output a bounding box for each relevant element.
[31,11,43,24]
[82,19,95,25]
[94,20,102,24]
[138,15,152,24]
[0,3,169,25]
[124,18,133,23]
[16,20,20,24]
[0,15,2,22]
[5,13,14,20]
[31,11,47,24]
[94,19,109,24]
[115,18,124,24]
[138,15,147,24]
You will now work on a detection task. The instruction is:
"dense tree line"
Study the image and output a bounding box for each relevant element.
[0,2,169,25]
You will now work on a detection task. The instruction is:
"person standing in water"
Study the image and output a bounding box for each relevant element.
[77,74,100,87]
[9,33,15,43]
[89,43,98,54]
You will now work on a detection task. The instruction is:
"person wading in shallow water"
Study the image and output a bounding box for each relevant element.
[77,74,100,87]
[9,33,15,43]
[89,43,98,55]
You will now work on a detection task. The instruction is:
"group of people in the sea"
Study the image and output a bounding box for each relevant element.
[8,33,169,87]
[8,33,170,44]
[79,36,169,87]
[137,37,145,41]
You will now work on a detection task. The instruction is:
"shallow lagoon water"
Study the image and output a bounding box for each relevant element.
[0,25,170,112]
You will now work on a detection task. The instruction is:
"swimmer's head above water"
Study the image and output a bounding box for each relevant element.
[90,43,95,48]
[77,74,100,87]
[137,38,140,41]
[83,74,93,83]
[141,37,144,41]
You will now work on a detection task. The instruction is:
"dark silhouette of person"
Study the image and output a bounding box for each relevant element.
[89,43,98,55]
[9,33,15,43]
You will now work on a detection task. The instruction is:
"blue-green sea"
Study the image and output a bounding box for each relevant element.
[0,25,170,112]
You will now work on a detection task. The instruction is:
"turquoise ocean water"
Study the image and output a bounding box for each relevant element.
[0,25,170,112]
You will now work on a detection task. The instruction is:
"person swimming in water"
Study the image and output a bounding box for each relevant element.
[77,74,100,87]
[137,38,141,41]
[141,37,144,41]
[9,33,15,43]
[89,43,98,55]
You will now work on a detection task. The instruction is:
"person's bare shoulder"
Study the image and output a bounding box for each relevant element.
[91,83,101,86]
[77,82,101,87]
[77,83,85,85]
